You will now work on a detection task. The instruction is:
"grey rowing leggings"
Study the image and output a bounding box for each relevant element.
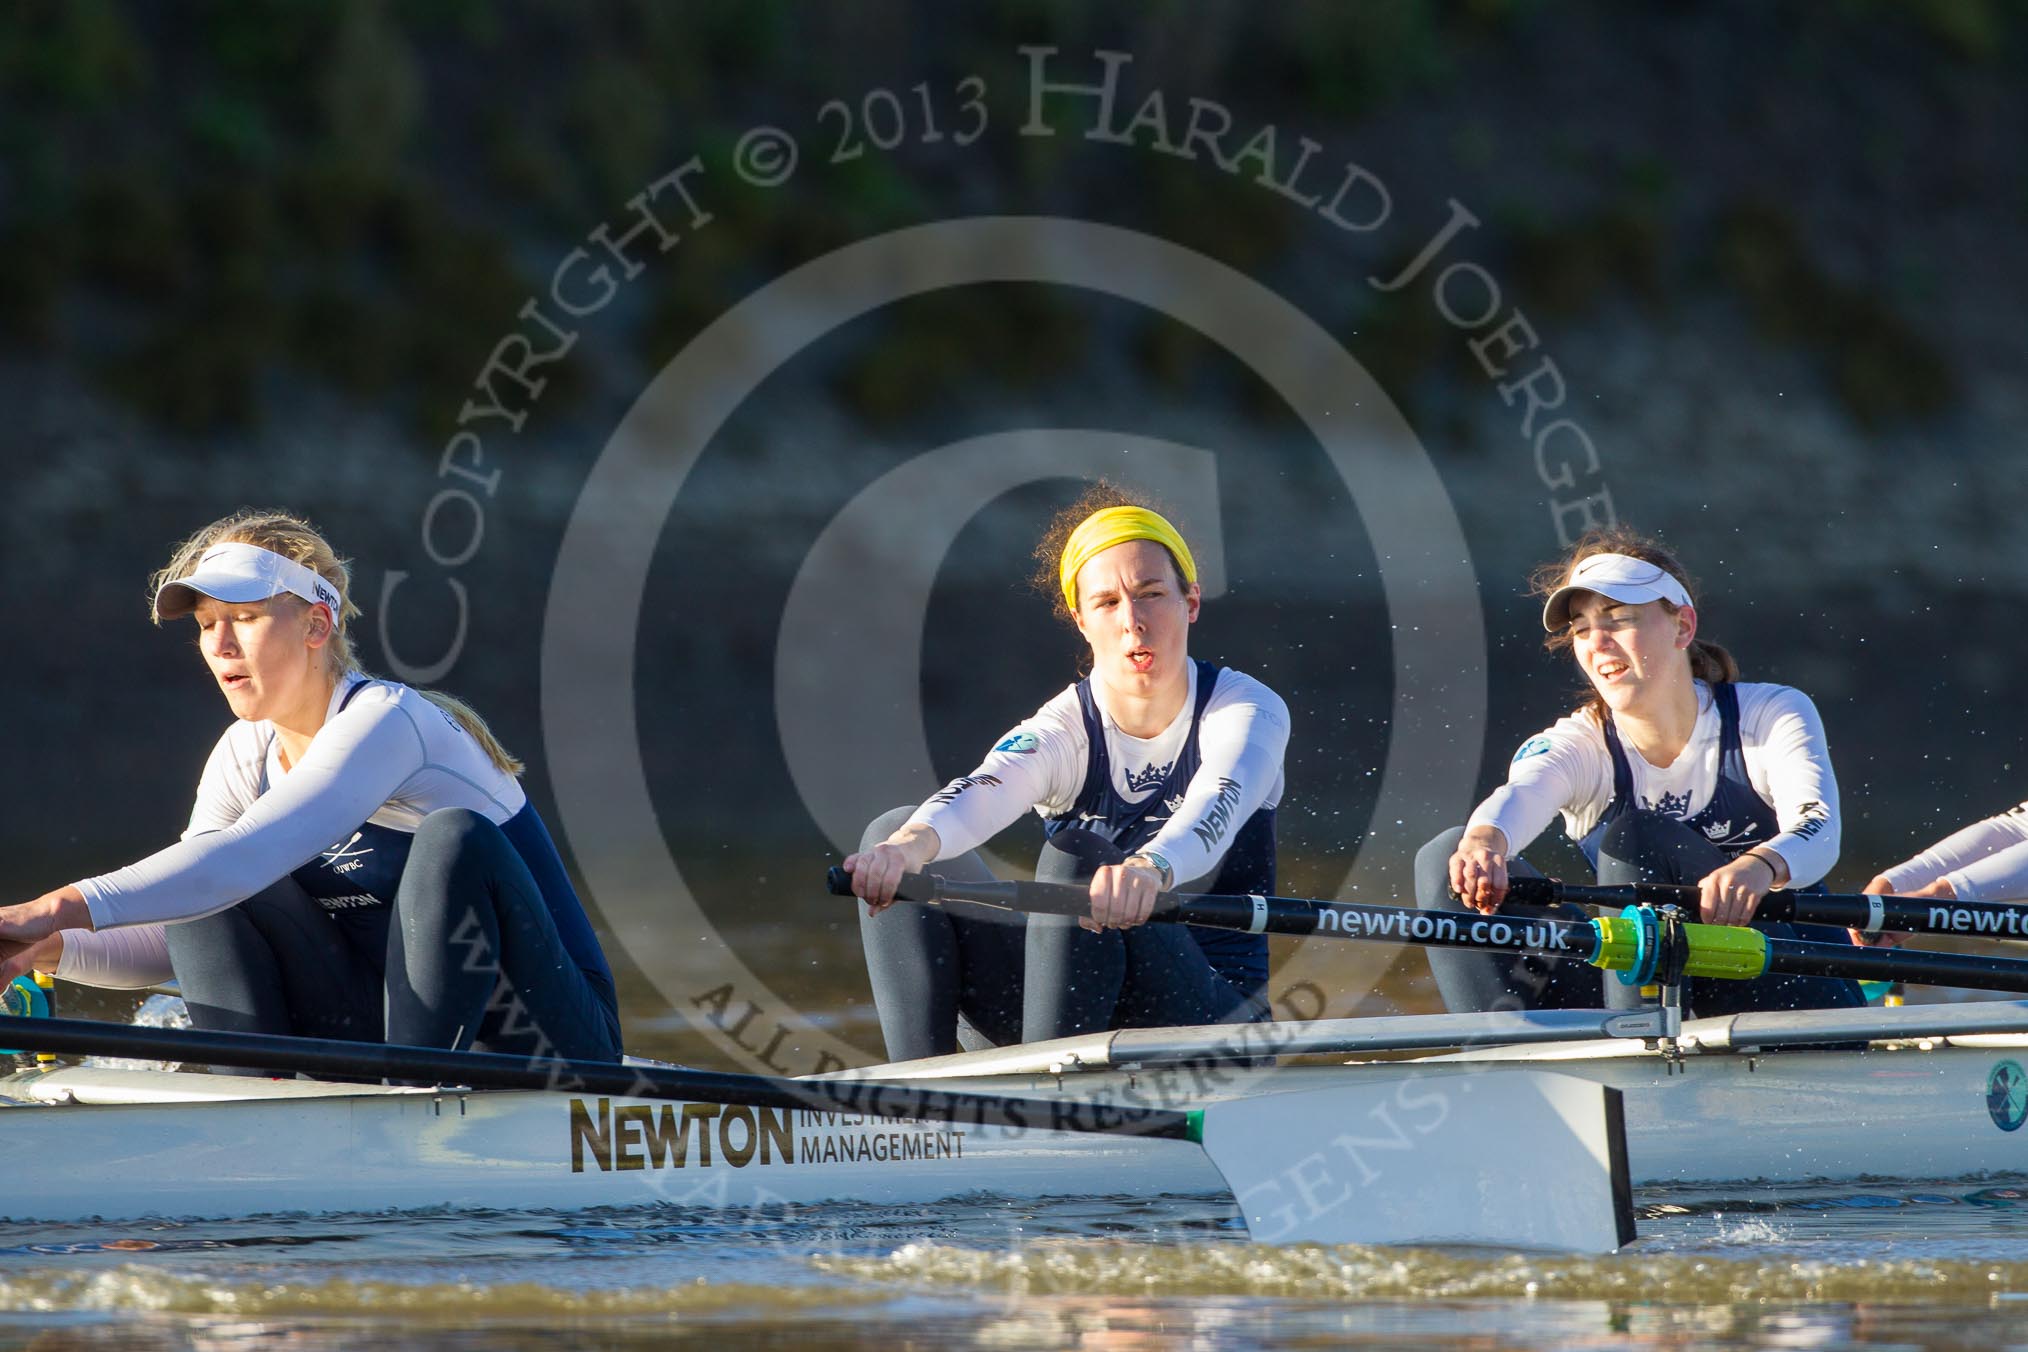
[1412,811,1866,1017]
[165,808,622,1073]
[855,807,1261,1062]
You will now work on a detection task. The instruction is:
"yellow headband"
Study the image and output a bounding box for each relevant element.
[1058,506,1198,612]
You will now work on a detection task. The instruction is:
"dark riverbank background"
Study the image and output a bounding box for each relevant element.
[6,2,2025,1063]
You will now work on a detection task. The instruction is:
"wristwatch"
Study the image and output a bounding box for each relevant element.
[1129,850,1174,890]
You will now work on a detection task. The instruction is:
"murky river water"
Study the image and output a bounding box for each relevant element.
[4,1185,2028,1349]
[12,888,2028,1349]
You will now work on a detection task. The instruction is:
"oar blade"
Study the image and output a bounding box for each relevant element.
[1194,1068,1635,1253]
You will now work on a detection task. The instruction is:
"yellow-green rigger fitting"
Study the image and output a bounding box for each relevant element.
[1590,914,1640,974]
[1680,922,1770,981]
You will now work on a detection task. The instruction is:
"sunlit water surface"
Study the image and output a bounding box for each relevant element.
[21,895,2028,1349]
[4,1183,2028,1350]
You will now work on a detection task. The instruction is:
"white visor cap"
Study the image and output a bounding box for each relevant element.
[1541,552,1693,631]
[153,542,341,621]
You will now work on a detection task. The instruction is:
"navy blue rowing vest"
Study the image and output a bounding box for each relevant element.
[1580,682,1775,871]
[285,682,410,923]
[276,681,617,1011]
[1575,682,1863,1009]
[1043,660,1275,994]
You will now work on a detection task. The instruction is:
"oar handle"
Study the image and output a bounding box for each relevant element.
[1503,876,1700,910]
[825,865,942,903]
[824,867,1095,917]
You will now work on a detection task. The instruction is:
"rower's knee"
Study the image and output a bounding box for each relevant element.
[1035,830,1125,884]
[400,809,507,917]
[1596,809,1713,886]
[1415,827,1468,910]
[414,806,490,853]
[860,806,918,853]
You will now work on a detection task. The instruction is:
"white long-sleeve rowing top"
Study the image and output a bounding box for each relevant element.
[1882,802,2028,903]
[907,663,1288,887]
[1468,681,1841,887]
[57,676,530,988]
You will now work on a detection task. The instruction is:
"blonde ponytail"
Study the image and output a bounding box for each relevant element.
[415,690,526,777]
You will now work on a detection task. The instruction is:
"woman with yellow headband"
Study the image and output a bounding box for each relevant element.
[843,486,1290,1061]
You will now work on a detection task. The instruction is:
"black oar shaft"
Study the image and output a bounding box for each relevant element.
[828,867,2028,994]
[1505,875,2028,939]
[1758,893,2028,938]
[1764,939,2028,993]
[826,867,1601,960]
[1171,894,1602,961]
[1,1017,1189,1138]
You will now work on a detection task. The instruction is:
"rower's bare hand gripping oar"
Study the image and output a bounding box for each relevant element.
[825,869,2028,996]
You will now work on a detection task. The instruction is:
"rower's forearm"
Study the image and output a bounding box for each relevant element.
[1942,838,2028,905]
[27,886,94,933]
[882,822,944,872]
[1145,733,1282,886]
[1459,824,1510,855]
[54,924,173,988]
[1468,788,1551,862]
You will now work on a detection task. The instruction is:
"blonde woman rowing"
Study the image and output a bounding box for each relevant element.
[0,511,620,1066]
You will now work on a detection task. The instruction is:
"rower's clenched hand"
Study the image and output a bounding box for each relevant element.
[1083,860,1162,932]
[1698,851,1782,927]
[842,824,942,915]
[1448,826,1511,913]
[0,887,90,982]
[1849,873,1948,947]
[0,933,63,984]
[1873,874,1954,901]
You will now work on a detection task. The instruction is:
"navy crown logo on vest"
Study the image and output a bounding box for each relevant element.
[1124,760,1174,794]
[1584,683,1776,871]
[1582,682,1849,963]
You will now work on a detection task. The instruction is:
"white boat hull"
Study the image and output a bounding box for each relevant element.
[1,1076,1213,1223]
[6,1033,2027,1224]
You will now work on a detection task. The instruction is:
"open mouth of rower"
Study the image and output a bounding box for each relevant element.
[221,672,251,691]
[1596,659,1630,682]
[1128,648,1154,673]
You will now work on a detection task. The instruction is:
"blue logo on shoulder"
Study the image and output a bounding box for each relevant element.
[994,731,1039,755]
[1988,1060,2027,1132]
[1512,736,1553,763]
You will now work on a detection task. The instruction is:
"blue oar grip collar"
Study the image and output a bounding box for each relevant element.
[1617,905,1660,987]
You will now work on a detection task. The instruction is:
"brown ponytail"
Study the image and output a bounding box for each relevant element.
[1529,525,1737,723]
